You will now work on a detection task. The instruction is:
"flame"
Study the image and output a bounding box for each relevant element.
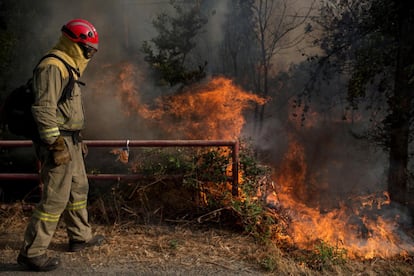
[139,77,267,139]
[110,147,129,164]
[273,136,414,259]
[101,62,413,260]
[114,62,266,139]
[110,62,266,202]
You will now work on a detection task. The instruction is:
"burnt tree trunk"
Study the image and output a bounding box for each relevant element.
[387,1,414,207]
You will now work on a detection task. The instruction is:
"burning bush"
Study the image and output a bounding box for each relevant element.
[87,140,280,241]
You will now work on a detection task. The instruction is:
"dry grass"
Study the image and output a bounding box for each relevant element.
[0,203,309,275]
[1,202,414,275]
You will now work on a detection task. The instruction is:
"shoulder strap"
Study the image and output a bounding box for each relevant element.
[34,53,79,75]
[33,53,81,103]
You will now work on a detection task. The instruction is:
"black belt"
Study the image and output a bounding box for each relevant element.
[60,130,82,144]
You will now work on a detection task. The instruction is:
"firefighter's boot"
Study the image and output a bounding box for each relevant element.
[68,234,105,252]
[17,253,60,271]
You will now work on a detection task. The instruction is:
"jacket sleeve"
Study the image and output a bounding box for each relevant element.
[31,64,63,145]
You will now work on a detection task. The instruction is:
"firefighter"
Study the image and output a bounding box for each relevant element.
[17,19,104,272]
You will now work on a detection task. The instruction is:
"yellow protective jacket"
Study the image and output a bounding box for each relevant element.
[32,35,91,144]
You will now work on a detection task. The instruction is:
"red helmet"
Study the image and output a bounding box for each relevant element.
[61,19,99,51]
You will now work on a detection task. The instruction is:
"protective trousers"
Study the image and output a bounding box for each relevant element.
[20,136,92,258]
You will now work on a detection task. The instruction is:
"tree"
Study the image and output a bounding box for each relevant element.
[141,0,208,87]
[251,0,315,135]
[313,0,414,207]
[386,1,414,207]
[218,0,258,89]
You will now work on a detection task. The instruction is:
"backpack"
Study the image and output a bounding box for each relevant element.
[0,53,77,141]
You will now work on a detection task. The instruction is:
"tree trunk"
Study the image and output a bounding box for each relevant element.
[387,1,414,207]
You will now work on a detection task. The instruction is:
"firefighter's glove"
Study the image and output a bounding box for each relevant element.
[49,136,71,166]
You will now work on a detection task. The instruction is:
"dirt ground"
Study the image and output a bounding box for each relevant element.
[1,227,259,275]
[1,211,279,276]
[1,204,414,275]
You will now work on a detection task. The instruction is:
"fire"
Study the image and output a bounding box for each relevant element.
[139,77,267,139]
[114,62,267,140]
[274,136,414,259]
[101,62,413,260]
[111,62,266,200]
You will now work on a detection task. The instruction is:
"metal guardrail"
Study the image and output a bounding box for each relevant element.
[0,139,239,196]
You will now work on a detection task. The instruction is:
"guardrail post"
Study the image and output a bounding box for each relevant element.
[232,140,239,196]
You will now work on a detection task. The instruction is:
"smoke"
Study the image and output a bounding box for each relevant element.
[15,0,312,141]
[14,1,392,189]
[12,0,170,139]
[7,0,412,254]
[11,0,234,140]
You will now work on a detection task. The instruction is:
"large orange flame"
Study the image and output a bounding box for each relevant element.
[273,136,414,259]
[140,77,267,140]
[114,62,266,140]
